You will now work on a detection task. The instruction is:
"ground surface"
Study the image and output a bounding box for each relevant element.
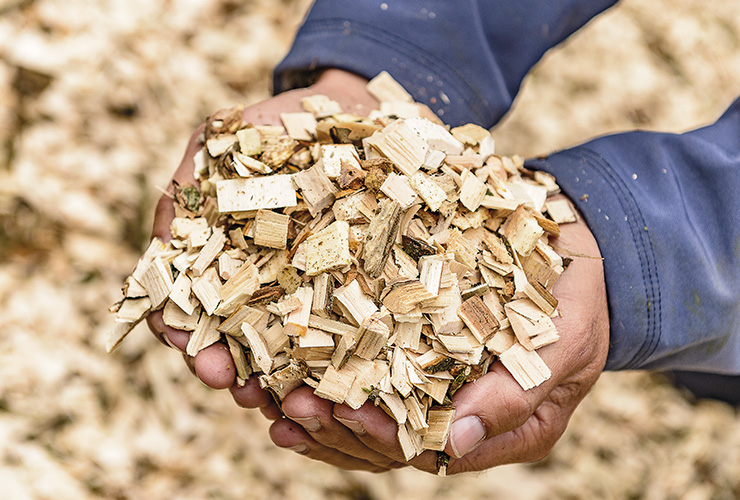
[0,0,739,499]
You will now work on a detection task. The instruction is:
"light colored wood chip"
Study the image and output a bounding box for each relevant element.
[284,286,314,337]
[191,267,222,315]
[390,347,414,397]
[206,133,237,157]
[226,335,252,383]
[301,94,343,117]
[485,327,516,355]
[305,220,351,276]
[140,257,174,309]
[241,322,273,374]
[214,260,259,316]
[501,205,544,258]
[422,406,455,451]
[366,71,413,103]
[280,112,317,141]
[314,364,356,404]
[292,163,338,217]
[115,297,152,323]
[451,123,490,146]
[259,359,309,400]
[192,228,226,277]
[186,313,220,357]
[368,119,427,177]
[505,299,559,351]
[298,327,335,348]
[162,299,199,331]
[379,391,408,424]
[410,172,446,212]
[262,322,290,358]
[446,228,478,271]
[354,314,391,360]
[362,199,402,278]
[381,279,436,314]
[344,357,389,410]
[170,217,209,240]
[380,173,418,209]
[320,144,361,179]
[253,209,290,249]
[217,304,268,335]
[216,175,297,213]
[459,169,488,211]
[499,343,551,390]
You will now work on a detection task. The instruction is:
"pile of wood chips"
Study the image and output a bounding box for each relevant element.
[108,72,577,472]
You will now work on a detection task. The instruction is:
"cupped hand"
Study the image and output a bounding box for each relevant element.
[269,209,610,474]
[145,69,378,420]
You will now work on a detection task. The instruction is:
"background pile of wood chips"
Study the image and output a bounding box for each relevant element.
[1,0,739,498]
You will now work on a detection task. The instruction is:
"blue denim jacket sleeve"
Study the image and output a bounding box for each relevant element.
[274,1,740,374]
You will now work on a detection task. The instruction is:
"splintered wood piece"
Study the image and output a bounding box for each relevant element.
[362,198,402,278]
[422,407,456,451]
[391,346,414,397]
[265,293,302,316]
[253,210,290,249]
[311,273,334,317]
[186,313,220,357]
[216,175,297,213]
[404,393,429,434]
[368,119,428,177]
[187,228,211,250]
[344,357,389,409]
[379,391,408,424]
[334,279,379,326]
[115,297,152,323]
[314,364,356,404]
[261,136,297,169]
[505,299,559,351]
[217,253,242,281]
[191,267,222,316]
[482,230,513,265]
[459,169,488,211]
[206,133,237,157]
[380,173,418,209]
[234,152,273,175]
[485,327,516,355]
[523,279,559,316]
[259,359,309,400]
[416,377,451,405]
[397,423,418,462]
[321,144,361,179]
[446,229,478,271]
[354,314,391,360]
[162,300,199,331]
[394,321,422,350]
[192,228,226,277]
[170,217,209,240]
[429,285,464,334]
[332,190,370,223]
[366,71,414,103]
[499,343,551,390]
[451,123,490,146]
[140,257,174,309]
[214,260,260,316]
[381,279,436,314]
[106,321,139,353]
[236,128,262,156]
[292,164,338,217]
[405,117,464,155]
[241,322,273,374]
[217,304,268,335]
[410,172,446,212]
[457,295,500,343]
[308,314,358,337]
[298,328,335,348]
[305,220,351,276]
[280,112,317,141]
[545,198,577,224]
[419,256,444,295]
[226,335,252,383]
[480,196,521,213]
[300,94,343,118]
[501,205,544,258]
[123,276,148,298]
[131,238,168,282]
[262,322,290,357]
[284,286,314,337]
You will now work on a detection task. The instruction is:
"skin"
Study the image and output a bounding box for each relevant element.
[147,69,610,474]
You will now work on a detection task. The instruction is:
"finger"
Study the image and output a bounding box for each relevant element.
[192,342,236,389]
[146,310,189,351]
[445,362,556,460]
[269,417,394,473]
[229,377,283,420]
[447,398,569,474]
[331,402,439,473]
[281,387,404,470]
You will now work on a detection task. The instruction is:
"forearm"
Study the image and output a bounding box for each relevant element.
[274,0,618,128]
[528,98,740,374]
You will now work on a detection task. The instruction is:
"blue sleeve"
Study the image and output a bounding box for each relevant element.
[274,0,617,128]
[528,100,740,374]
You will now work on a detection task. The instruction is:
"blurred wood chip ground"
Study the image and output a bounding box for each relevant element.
[0,0,738,498]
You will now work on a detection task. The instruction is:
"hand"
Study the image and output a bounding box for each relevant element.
[269,208,610,474]
[145,69,379,420]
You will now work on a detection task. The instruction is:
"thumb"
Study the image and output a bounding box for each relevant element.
[444,361,553,459]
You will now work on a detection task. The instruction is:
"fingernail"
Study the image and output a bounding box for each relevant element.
[288,444,309,454]
[449,416,486,458]
[333,416,366,435]
[291,416,321,432]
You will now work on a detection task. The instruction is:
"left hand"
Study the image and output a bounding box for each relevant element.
[269,208,610,474]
